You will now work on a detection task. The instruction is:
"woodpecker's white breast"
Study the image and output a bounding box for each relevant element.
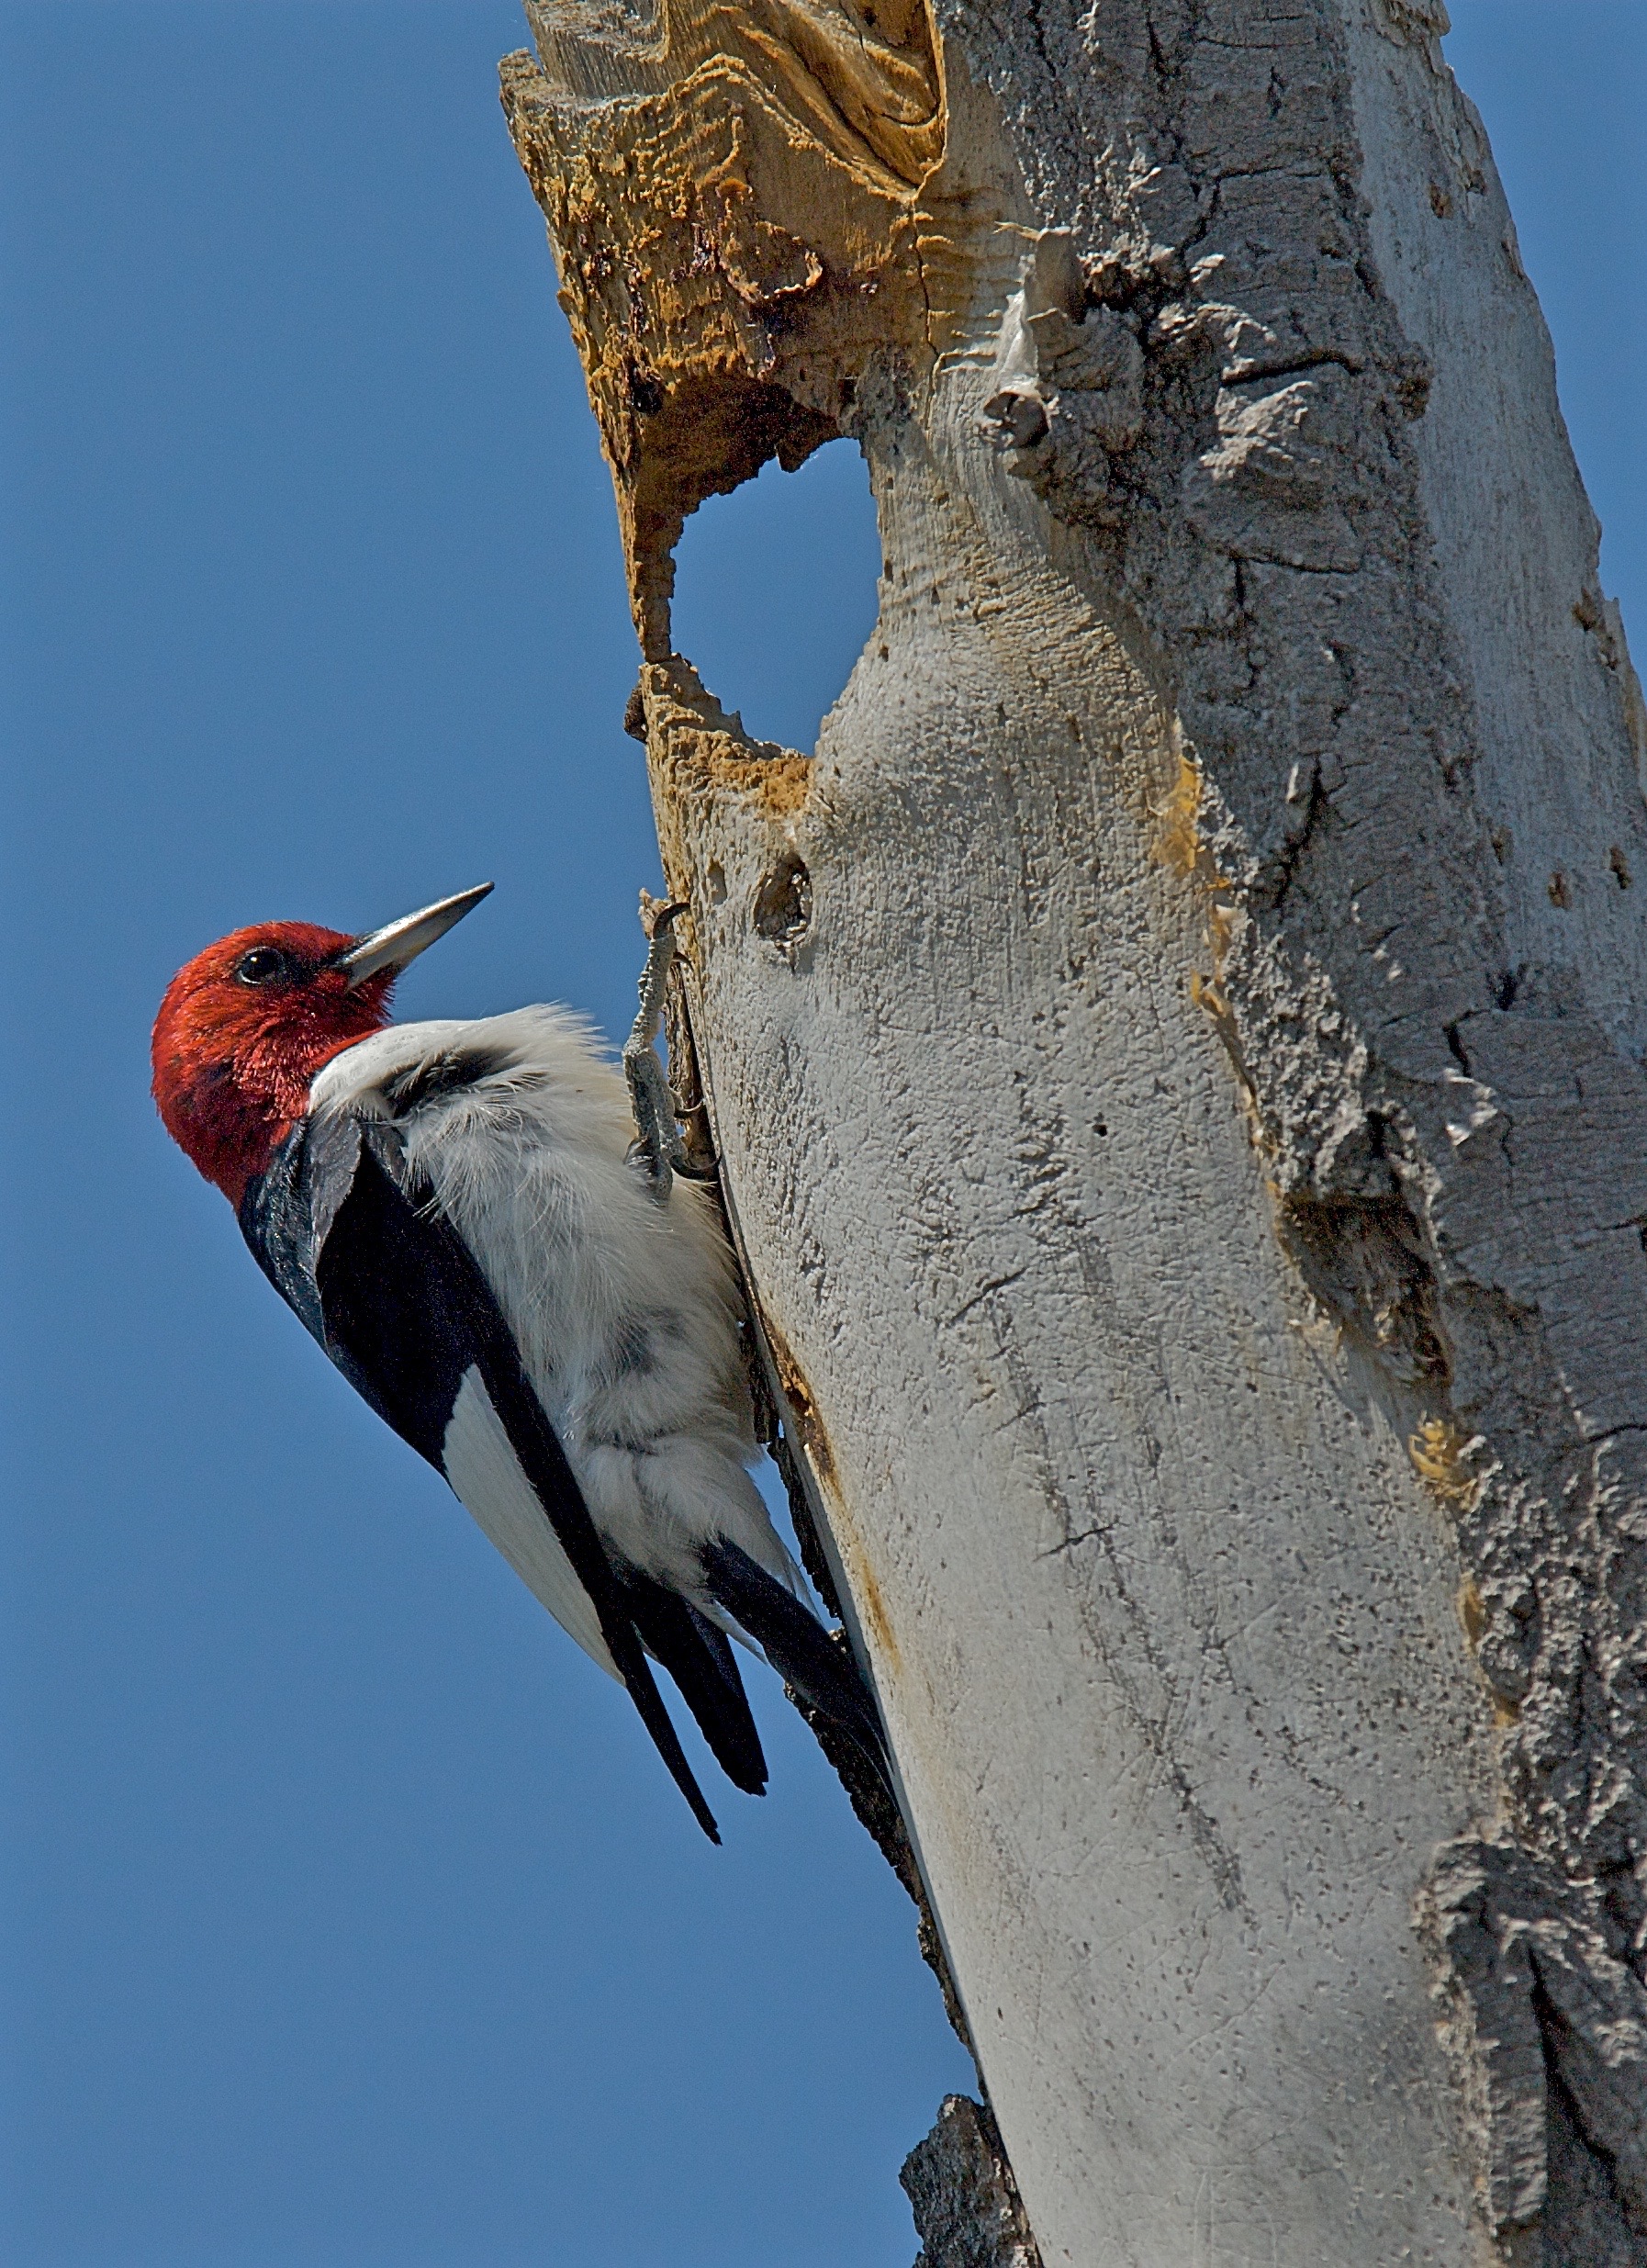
[307,1008,801,1652]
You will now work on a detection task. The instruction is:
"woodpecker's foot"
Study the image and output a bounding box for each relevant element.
[624,1049,687,1193]
[622,903,708,1195]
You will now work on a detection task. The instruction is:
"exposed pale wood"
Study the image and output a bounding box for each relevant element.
[503,3,1647,2258]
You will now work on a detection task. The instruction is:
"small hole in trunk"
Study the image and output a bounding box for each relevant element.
[752,853,812,944]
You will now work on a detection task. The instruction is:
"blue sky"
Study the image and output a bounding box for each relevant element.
[1,5,1640,2264]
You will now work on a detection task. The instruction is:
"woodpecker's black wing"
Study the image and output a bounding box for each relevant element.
[240,1115,733,1841]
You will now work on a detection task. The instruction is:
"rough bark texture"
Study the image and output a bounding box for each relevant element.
[502,1,1647,2259]
[902,2094,1042,2268]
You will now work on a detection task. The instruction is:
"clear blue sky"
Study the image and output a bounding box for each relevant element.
[1,6,1639,2264]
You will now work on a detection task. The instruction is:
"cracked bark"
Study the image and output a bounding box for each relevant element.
[500,1,1646,2259]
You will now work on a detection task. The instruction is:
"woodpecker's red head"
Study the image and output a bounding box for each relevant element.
[151,885,492,1207]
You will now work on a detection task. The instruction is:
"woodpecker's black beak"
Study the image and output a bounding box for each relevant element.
[335,883,494,989]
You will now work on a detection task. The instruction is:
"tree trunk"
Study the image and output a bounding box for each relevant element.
[500,2,1647,2259]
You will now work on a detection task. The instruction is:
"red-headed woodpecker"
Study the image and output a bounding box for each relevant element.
[151,887,884,1840]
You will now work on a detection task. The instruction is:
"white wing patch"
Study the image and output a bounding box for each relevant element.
[441,1366,619,1679]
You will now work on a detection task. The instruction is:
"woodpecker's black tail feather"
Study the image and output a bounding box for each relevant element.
[616,1569,769,1799]
[605,1626,723,1842]
[700,1539,891,1799]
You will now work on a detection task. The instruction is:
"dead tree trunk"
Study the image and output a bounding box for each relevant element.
[500,2,1647,2259]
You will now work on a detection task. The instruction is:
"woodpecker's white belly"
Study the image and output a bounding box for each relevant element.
[307,1008,802,1665]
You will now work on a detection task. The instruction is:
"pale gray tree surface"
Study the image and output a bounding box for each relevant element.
[502,0,1646,2260]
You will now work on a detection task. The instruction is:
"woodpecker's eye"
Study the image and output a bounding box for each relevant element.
[234,946,297,987]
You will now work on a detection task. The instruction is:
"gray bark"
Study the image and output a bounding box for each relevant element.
[502,1,1647,2258]
[902,2094,1041,2268]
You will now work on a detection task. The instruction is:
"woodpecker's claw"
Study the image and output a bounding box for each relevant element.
[622,903,711,1195]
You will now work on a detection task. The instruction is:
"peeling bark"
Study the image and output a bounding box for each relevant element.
[501,2,1646,2258]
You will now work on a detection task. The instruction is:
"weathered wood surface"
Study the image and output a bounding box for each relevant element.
[502,2,1647,2258]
